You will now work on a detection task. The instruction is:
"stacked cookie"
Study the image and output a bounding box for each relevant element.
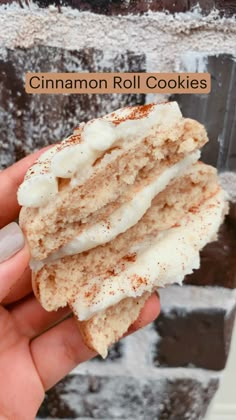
[18,102,226,357]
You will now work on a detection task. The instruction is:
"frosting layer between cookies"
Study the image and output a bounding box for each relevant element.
[72,189,226,321]
[30,150,200,271]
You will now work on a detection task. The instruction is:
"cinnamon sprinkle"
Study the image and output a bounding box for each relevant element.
[112,103,155,125]
[122,253,137,262]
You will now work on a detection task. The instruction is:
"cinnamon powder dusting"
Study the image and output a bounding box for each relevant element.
[132,275,148,290]
[106,268,116,277]
[112,103,155,125]
[122,253,137,262]
[58,133,82,150]
[85,283,98,299]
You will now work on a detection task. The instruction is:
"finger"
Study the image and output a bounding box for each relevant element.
[0,146,52,228]
[30,316,95,390]
[10,294,71,339]
[127,292,160,334]
[8,292,159,340]
[0,224,30,301]
[12,292,160,340]
[0,245,30,301]
[30,294,160,391]
[2,266,32,305]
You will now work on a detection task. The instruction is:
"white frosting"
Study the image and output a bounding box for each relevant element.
[17,146,59,207]
[17,102,182,208]
[51,143,94,178]
[82,119,117,151]
[17,173,58,208]
[30,151,200,271]
[71,190,225,321]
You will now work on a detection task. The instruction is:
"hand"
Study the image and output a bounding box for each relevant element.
[0,150,160,420]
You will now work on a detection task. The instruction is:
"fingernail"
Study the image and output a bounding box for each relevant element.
[0,222,25,263]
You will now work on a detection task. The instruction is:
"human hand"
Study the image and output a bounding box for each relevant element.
[0,150,160,420]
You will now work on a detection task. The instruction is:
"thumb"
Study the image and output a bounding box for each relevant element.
[0,223,30,302]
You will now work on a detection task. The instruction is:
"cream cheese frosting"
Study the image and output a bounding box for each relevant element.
[17,102,182,208]
[30,150,200,271]
[72,189,226,321]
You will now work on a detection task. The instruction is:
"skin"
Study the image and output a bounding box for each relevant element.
[0,150,160,420]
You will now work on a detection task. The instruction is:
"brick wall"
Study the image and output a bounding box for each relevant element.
[2,0,236,16]
[1,3,236,419]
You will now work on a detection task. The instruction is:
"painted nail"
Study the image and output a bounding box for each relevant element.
[0,222,25,263]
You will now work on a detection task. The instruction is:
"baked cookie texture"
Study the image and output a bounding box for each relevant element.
[18,102,227,357]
